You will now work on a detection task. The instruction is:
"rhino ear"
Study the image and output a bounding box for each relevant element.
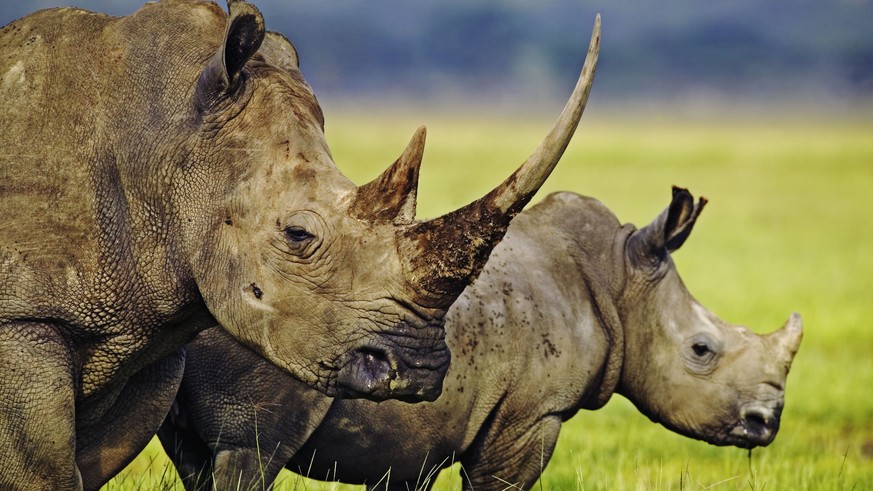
[631,187,707,264]
[662,186,707,252]
[195,1,265,109]
[260,31,300,72]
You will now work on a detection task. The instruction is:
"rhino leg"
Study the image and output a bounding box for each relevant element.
[208,364,334,489]
[205,388,330,491]
[0,322,82,490]
[76,348,187,491]
[157,410,214,491]
[161,328,334,490]
[460,414,563,491]
[212,445,289,491]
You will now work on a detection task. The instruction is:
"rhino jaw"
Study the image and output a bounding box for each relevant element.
[334,333,450,402]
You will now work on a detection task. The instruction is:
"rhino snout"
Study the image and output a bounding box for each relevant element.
[334,333,450,403]
[335,347,395,396]
[729,404,782,448]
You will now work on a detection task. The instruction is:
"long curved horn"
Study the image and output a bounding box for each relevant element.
[351,126,426,224]
[403,15,601,307]
[487,14,601,215]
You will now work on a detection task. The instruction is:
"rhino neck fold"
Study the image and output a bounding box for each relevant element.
[575,225,632,411]
[578,270,624,410]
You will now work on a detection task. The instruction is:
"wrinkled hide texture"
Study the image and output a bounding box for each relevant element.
[0,0,590,489]
[160,189,802,491]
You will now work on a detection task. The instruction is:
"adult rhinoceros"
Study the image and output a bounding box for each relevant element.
[0,1,600,489]
[159,188,803,491]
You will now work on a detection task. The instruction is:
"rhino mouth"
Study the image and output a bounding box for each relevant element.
[334,328,450,402]
[715,406,782,449]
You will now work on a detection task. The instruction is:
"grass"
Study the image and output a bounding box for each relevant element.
[103,108,873,490]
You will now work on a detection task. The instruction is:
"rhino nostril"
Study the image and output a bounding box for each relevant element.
[740,406,779,445]
[745,412,768,432]
[358,348,394,379]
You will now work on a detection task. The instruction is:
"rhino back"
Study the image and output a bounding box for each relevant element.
[0,9,114,278]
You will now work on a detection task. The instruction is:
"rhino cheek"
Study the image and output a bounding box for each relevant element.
[193,245,334,392]
[646,377,742,445]
[620,339,741,445]
[230,293,343,394]
[260,320,338,393]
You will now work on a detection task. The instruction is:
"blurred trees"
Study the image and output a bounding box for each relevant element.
[2,0,871,105]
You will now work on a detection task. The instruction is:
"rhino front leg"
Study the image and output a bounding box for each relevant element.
[205,397,326,491]
[157,408,215,491]
[161,327,335,490]
[460,414,563,491]
[207,379,334,490]
[0,322,82,490]
[76,348,187,490]
[212,445,288,491]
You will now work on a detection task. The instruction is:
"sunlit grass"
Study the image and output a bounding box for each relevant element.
[104,110,873,490]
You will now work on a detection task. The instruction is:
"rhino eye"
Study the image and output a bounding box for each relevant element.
[692,342,711,357]
[284,226,313,243]
[684,333,721,375]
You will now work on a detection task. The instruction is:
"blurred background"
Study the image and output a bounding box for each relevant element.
[2,0,872,116]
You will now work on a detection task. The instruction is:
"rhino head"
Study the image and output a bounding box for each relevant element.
[616,187,802,448]
[179,2,600,402]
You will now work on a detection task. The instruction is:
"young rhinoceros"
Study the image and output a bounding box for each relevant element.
[0,2,599,489]
[160,187,803,491]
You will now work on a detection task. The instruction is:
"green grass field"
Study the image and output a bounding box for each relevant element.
[103,109,873,490]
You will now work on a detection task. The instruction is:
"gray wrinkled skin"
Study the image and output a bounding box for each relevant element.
[0,1,591,488]
[160,188,803,491]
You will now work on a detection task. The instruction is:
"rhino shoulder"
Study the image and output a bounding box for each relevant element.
[534,191,613,217]
[518,191,621,239]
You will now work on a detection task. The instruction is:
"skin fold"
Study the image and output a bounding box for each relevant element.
[160,188,802,491]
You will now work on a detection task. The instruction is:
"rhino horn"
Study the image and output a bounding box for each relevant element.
[766,312,803,366]
[401,16,601,308]
[195,0,266,109]
[352,126,426,224]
